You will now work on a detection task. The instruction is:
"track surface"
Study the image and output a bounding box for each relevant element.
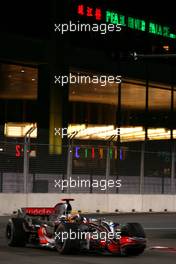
[1,213,176,264]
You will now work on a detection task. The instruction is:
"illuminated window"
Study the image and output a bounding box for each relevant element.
[120,127,145,142]
[0,64,38,99]
[173,130,176,139]
[68,124,174,142]
[147,128,171,140]
[69,72,118,105]
[173,89,176,112]
[69,71,119,124]
[163,45,169,51]
[149,82,171,110]
[121,79,145,109]
[4,123,37,138]
[68,124,145,142]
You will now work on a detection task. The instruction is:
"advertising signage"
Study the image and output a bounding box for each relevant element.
[74,2,176,40]
[106,11,176,39]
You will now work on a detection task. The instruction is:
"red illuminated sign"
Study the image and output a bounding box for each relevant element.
[15,145,34,157]
[16,145,21,157]
[77,4,102,20]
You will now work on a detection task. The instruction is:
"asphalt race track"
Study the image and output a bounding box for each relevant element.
[0,213,176,264]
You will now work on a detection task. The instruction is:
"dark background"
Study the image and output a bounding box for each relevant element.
[0,0,175,38]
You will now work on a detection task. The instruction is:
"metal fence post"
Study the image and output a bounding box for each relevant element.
[23,137,28,193]
[0,172,3,192]
[171,142,175,194]
[140,142,145,194]
[66,144,72,193]
[23,125,36,193]
[105,145,110,193]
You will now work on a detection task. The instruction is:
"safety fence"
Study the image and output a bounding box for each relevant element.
[0,141,175,194]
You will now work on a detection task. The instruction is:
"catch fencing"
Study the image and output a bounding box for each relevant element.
[0,141,175,194]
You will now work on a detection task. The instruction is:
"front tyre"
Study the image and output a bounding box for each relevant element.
[120,223,146,256]
[55,223,80,254]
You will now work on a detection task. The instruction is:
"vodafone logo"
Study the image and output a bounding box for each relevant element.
[25,208,55,215]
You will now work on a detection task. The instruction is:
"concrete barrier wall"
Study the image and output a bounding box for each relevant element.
[0,193,176,215]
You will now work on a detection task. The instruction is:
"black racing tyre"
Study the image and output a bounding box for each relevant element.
[120,223,146,256]
[6,218,27,247]
[55,223,80,254]
[121,223,146,238]
[120,245,145,257]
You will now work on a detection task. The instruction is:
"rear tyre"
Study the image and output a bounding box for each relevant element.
[6,218,26,247]
[55,223,80,254]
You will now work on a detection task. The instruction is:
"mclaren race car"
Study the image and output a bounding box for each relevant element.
[6,198,146,256]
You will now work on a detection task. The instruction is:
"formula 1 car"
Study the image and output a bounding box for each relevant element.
[6,198,146,256]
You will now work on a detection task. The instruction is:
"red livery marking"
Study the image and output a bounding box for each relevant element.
[23,207,55,215]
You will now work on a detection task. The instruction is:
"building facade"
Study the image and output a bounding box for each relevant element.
[0,0,176,194]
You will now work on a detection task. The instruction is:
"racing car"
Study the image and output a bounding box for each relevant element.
[6,198,146,256]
